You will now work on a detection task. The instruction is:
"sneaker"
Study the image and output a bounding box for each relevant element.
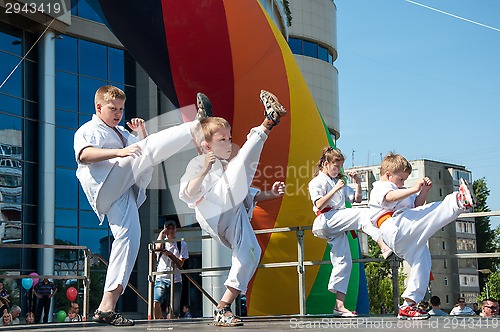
[333,308,358,317]
[92,309,135,326]
[259,90,287,129]
[196,92,213,119]
[457,178,476,209]
[213,306,243,327]
[397,305,430,320]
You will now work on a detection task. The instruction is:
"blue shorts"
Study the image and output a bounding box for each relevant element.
[154,279,171,303]
[154,279,182,317]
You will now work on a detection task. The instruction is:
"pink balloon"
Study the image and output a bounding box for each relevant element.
[66,286,78,302]
[29,272,39,286]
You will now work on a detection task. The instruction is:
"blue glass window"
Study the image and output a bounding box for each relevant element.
[109,48,124,83]
[56,209,78,227]
[56,109,79,129]
[77,0,103,23]
[0,23,22,56]
[79,210,100,228]
[0,52,23,97]
[0,94,22,117]
[318,45,328,62]
[79,40,107,79]
[288,37,302,54]
[56,71,78,111]
[56,36,77,73]
[55,226,78,245]
[56,127,77,168]
[55,168,78,208]
[79,186,92,211]
[303,40,317,58]
[79,76,107,116]
[79,227,110,254]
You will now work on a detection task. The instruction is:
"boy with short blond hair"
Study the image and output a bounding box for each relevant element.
[179,90,286,327]
[369,152,475,320]
[74,85,203,326]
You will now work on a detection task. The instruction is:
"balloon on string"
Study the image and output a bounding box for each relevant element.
[29,272,39,286]
[21,278,33,290]
[66,286,77,302]
[56,310,67,323]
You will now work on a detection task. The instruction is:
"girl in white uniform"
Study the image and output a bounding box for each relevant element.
[179,90,286,327]
[74,85,200,326]
[308,147,392,317]
[368,152,475,320]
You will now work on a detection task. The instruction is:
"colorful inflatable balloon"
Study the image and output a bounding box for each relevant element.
[66,286,78,302]
[29,272,39,286]
[21,278,33,290]
[92,0,368,315]
[57,310,67,323]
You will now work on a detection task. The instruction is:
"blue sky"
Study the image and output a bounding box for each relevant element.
[334,0,500,227]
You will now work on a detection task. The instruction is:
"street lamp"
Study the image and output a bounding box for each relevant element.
[478,269,492,298]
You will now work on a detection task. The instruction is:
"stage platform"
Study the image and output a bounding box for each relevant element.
[1,315,499,331]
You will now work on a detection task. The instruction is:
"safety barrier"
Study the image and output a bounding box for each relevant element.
[147,210,500,318]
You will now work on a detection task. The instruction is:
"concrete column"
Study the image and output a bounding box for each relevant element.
[38,30,56,322]
[135,64,159,315]
[202,238,232,316]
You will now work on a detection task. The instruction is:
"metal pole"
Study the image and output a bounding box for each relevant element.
[391,256,400,314]
[169,270,174,318]
[148,243,155,320]
[296,229,306,316]
[83,249,90,321]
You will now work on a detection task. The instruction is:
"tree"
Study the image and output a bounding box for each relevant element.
[472,178,497,278]
[365,238,406,314]
[477,270,500,302]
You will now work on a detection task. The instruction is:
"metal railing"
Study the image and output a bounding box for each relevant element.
[147,210,500,318]
[0,243,91,321]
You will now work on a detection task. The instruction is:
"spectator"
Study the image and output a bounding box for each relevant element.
[154,220,189,319]
[473,302,481,315]
[449,297,475,316]
[33,278,58,323]
[182,304,192,318]
[65,307,82,322]
[0,282,9,314]
[380,305,388,314]
[428,295,448,316]
[25,312,35,324]
[480,298,497,318]
[70,302,82,321]
[10,305,21,324]
[1,311,12,326]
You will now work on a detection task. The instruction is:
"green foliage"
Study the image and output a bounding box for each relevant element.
[282,0,292,26]
[477,270,500,302]
[472,178,498,274]
[365,238,406,314]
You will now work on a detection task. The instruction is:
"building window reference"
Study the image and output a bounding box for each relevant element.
[0,21,38,272]
[288,37,334,65]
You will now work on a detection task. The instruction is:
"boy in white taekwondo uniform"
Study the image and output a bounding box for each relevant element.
[74,85,201,326]
[179,90,286,327]
[369,152,476,320]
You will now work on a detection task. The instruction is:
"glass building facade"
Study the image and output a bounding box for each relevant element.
[0,6,140,314]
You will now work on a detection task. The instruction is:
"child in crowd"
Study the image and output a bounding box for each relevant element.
[368,152,475,320]
[179,90,286,326]
[74,85,202,326]
[308,147,392,317]
[65,308,82,322]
